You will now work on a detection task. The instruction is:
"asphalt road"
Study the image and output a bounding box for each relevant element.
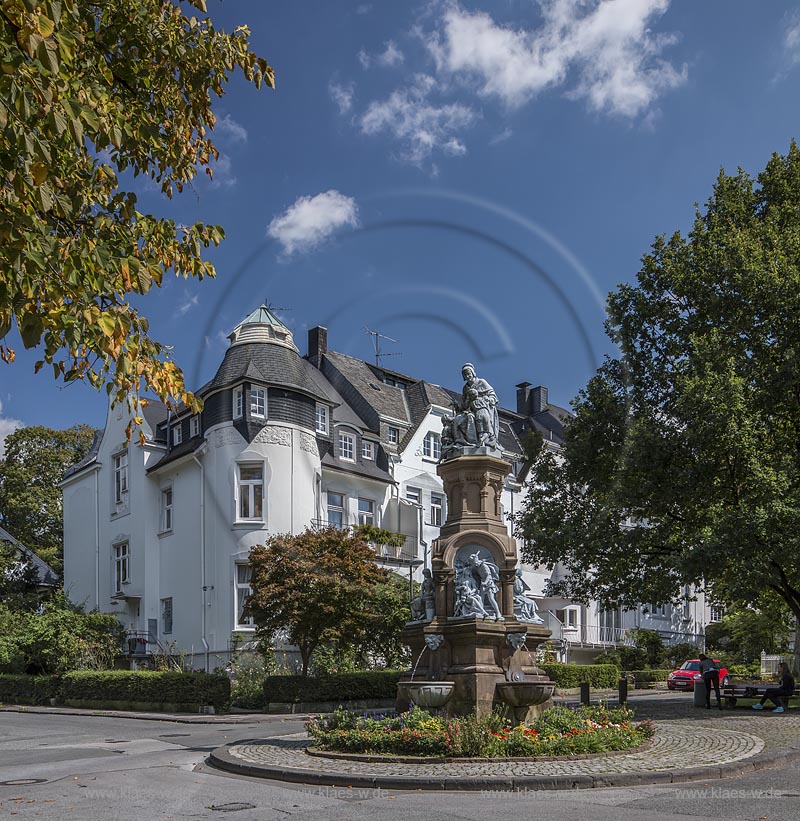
[1,709,799,820]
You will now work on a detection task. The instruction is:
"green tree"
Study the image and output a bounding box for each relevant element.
[515,142,800,672]
[705,596,792,664]
[246,527,391,677]
[0,593,123,674]
[0,0,273,427]
[0,423,95,571]
[0,538,41,610]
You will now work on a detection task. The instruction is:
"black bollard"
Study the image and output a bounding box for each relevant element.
[580,681,590,706]
[618,676,628,705]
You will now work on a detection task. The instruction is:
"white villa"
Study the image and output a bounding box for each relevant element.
[62,304,712,669]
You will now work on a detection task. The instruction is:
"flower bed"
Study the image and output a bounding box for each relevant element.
[306,703,654,758]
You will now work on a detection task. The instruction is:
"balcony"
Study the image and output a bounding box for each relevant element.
[308,519,418,563]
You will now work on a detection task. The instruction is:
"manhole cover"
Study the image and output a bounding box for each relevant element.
[159,733,192,738]
[0,778,47,786]
[208,803,257,813]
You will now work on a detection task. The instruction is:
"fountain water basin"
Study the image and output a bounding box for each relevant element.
[403,681,454,709]
[495,681,554,724]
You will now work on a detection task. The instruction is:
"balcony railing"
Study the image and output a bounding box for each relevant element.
[541,615,705,649]
[309,519,418,562]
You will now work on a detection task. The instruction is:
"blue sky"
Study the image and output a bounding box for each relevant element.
[2,0,800,444]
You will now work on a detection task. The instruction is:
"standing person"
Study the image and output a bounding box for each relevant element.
[753,662,795,713]
[698,653,722,710]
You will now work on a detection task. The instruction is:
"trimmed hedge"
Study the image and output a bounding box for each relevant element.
[264,670,402,704]
[0,674,60,705]
[627,669,672,685]
[541,663,620,689]
[60,670,230,710]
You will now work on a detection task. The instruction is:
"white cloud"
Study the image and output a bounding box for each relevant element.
[489,127,513,145]
[378,40,405,67]
[215,114,248,143]
[0,399,23,459]
[424,0,686,118]
[267,191,359,256]
[177,293,199,316]
[359,40,405,70]
[329,80,355,114]
[360,74,477,165]
[357,3,372,14]
[208,154,237,188]
[783,12,800,66]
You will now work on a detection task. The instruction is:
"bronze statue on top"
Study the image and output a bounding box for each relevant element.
[440,363,500,460]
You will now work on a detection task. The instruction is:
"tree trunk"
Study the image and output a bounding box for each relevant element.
[300,645,311,678]
[793,619,800,678]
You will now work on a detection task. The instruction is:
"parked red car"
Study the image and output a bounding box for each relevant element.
[667,659,729,691]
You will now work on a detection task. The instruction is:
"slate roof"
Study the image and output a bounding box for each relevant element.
[0,525,58,586]
[62,428,103,480]
[320,451,395,484]
[198,342,335,402]
[323,351,411,423]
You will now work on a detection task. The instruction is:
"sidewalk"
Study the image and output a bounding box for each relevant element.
[0,704,307,724]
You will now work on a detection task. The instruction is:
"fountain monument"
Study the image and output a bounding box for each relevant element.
[397,364,555,720]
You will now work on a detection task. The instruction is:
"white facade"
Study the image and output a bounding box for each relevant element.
[62,307,712,670]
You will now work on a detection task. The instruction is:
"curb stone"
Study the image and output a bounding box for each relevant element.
[207,738,800,791]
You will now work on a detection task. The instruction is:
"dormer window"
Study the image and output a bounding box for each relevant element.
[190,415,200,438]
[250,388,266,419]
[423,431,441,460]
[172,423,182,446]
[233,386,243,419]
[315,404,329,435]
[338,432,355,461]
[362,440,374,460]
[387,426,400,445]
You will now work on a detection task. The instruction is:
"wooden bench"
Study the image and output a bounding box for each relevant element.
[720,682,800,708]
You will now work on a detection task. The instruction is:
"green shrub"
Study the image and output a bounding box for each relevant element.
[60,670,230,710]
[264,670,402,704]
[0,674,60,705]
[727,663,761,680]
[627,669,672,684]
[541,663,620,689]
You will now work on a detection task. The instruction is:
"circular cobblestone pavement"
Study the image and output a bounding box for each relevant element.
[209,712,800,790]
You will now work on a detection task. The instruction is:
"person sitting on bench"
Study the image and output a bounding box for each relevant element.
[753,663,795,713]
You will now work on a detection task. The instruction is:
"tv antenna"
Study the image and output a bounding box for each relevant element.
[365,327,401,367]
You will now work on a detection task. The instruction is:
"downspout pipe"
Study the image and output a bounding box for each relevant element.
[192,448,209,672]
[94,468,100,608]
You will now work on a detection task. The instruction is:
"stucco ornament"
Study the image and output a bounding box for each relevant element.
[440,363,500,460]
[513,568,544,624]
[410,568,435,622]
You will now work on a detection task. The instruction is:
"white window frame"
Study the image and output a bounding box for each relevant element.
[236,462,264,522]
[114,542,129,594]
[338,431,355,462]
[362,440,374,460]
[172,423,182,446]
[423,431,441,460]
[113,451,128,505]
[234,563,255,629]
[387,426,399,445]
[233,386,244,419]
[327,491,345,528]
[161,596,173,634]
[160,486,173,533]
[406,486,421,505]
[250,387,266,419]
[357,498,375,526]
[315,404,329,435]
[430,492,443,526]
[190,415,200,438]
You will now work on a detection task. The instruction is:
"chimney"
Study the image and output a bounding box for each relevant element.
[515,382,532,415]
[531,385,549,414]
[308,326,327,367]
